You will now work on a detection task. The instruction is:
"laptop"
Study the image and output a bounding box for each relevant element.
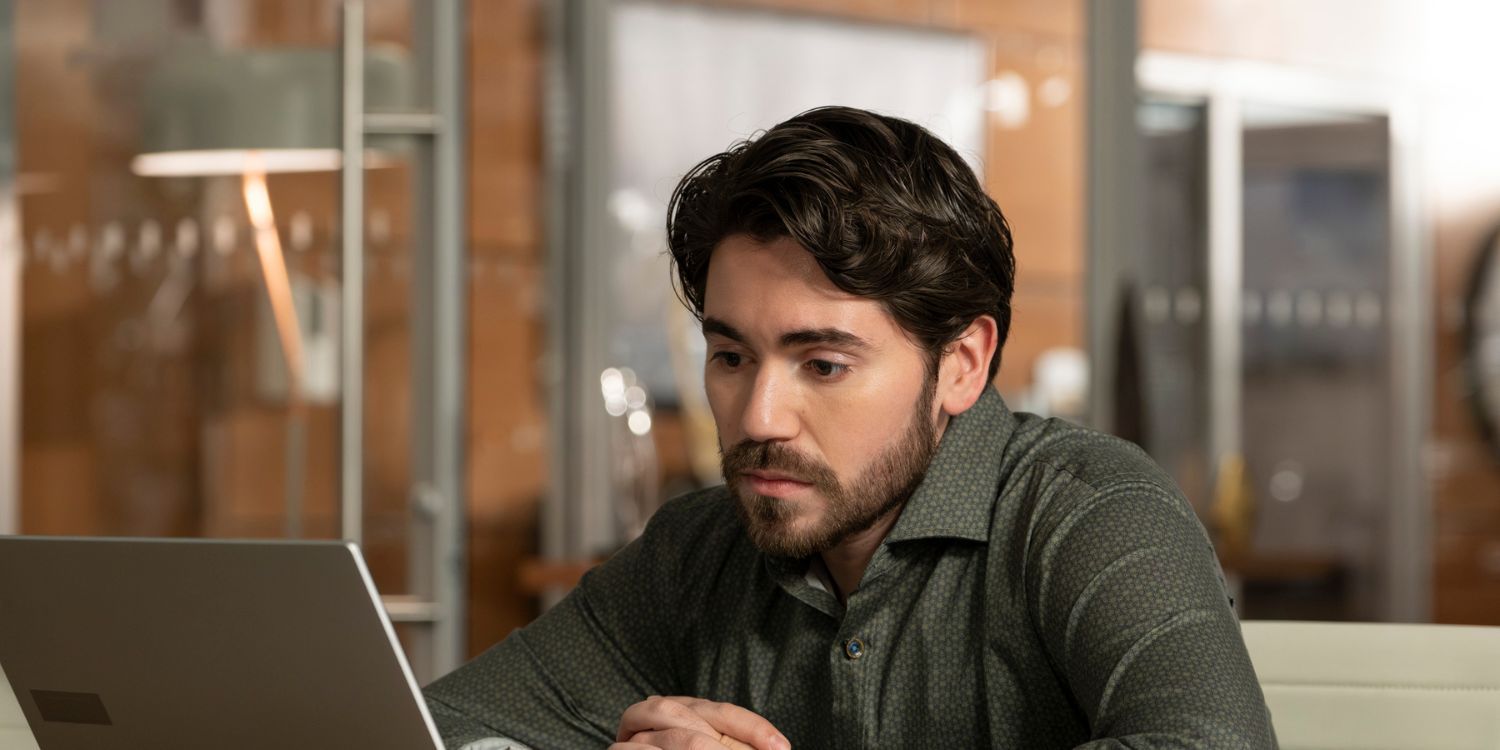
[0,537,444,750]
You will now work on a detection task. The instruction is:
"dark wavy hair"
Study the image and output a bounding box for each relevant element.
[666,105,1015,380]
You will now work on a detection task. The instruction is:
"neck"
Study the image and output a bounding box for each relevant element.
[819,410,953,603]
[819,504,904,604]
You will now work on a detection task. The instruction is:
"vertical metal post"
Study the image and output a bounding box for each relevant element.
[1085,0,1142,434]
[1205,93,1243,480]
[341,0,466,682]
[0,0,17,536]
[1386,101,1431,622]
[541,0,570,590]
[405,2,439,682]
[427,0,468,677]
[545,0,616,575]
[339,0,366,547]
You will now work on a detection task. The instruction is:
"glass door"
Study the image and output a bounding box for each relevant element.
[1132,56,1427,622]
[1136,99,1211,511]
[1236,103,1393,620]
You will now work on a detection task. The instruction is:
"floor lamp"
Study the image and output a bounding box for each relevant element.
[131,43,407,537]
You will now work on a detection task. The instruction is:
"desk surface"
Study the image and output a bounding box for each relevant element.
[0,663,40,750]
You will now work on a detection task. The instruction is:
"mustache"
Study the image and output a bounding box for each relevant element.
[721,440,839,492]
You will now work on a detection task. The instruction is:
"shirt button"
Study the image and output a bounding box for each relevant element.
[843,638,866,660]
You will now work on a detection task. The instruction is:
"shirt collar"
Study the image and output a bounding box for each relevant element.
[881,385,1015,545]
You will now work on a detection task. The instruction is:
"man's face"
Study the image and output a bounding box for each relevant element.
[703,234,940,558]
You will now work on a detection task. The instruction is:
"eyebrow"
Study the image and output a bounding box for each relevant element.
[702,317,872,351]
[701,317,746,343]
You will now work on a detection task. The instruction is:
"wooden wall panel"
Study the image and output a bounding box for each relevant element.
[950,0,1079,38]
[469,0,544,257]
[1142,0,1415,79]
[1430,205,1500,623]
[963,0,1085,393]
[465,0,549,653]
[17,0,111,536]
[1001,279,1084,394]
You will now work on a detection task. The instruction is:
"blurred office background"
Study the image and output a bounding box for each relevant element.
[1,0,1498,686]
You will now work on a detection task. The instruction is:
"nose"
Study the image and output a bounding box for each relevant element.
[740,365,799,444]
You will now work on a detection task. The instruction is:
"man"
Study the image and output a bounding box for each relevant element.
[425,106,1277,749]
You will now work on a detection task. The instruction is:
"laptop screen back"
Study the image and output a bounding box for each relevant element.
[0,538,442,750]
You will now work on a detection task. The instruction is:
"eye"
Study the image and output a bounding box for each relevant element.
[806,359,850,379]
[710,351,743,368]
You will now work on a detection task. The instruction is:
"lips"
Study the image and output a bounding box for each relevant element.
[741,470,814,498]
[744,470,806,483]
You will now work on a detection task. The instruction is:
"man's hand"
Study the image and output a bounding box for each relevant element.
[610,696,790,750]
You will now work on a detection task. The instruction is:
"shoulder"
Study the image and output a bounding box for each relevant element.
[1002,411,1179,498]
[618,485,751,576]
[643,484,741,543]
[994,412,1204,557]
[577,485,747,606]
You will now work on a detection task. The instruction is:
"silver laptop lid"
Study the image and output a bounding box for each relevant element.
[0,537,443,750]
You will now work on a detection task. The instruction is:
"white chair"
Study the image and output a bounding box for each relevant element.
[1242,620,1500,750]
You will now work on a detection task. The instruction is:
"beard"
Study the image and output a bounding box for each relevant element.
[721,378,939,558]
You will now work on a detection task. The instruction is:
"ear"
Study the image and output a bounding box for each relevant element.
[936,315,998,417]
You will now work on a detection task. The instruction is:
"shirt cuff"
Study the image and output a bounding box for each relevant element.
[458,739,534,750]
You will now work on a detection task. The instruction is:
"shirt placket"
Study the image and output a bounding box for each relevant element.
[828,545,905,750]
[829,596,872,750]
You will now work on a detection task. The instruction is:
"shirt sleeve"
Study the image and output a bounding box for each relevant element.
[424,697,535,750]
[422,499,694,749]
[1025,475,1279,749]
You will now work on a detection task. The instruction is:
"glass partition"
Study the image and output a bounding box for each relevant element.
[2,0,465,680]
[1238,103,1391,620]
[1133,65,1409,620]
[1137,98,1211,510]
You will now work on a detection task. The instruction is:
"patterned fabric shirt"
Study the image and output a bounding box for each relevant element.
[424,387,1278,749]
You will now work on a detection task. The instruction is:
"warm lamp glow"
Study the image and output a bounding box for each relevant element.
[131,148,393,177]
[241,158,305,397]
[133,148,341,177]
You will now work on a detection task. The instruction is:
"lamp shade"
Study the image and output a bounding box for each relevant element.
[133,41,411,176]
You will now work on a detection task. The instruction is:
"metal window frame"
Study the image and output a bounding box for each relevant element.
[1085,0,1143,435]
[1132,50,1432,622]
[339,0,469,680]
[544,0,617,575]
[0,0,15,537]
[339,0,367,551]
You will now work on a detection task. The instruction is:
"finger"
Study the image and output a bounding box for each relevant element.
[625,725,755,749]
[609,743,660,750]
[617,696,719,742]
[626,728,751,749]
[628,728,726,750]
[668,696,790,750]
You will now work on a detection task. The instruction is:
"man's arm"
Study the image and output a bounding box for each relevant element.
[422,500,693,749]
[1026,476,1278,749]
[424,694,533,750]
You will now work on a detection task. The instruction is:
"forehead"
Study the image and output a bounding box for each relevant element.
[702,234,898,339]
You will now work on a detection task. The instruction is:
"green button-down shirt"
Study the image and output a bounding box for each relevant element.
[425,388,1278,749]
